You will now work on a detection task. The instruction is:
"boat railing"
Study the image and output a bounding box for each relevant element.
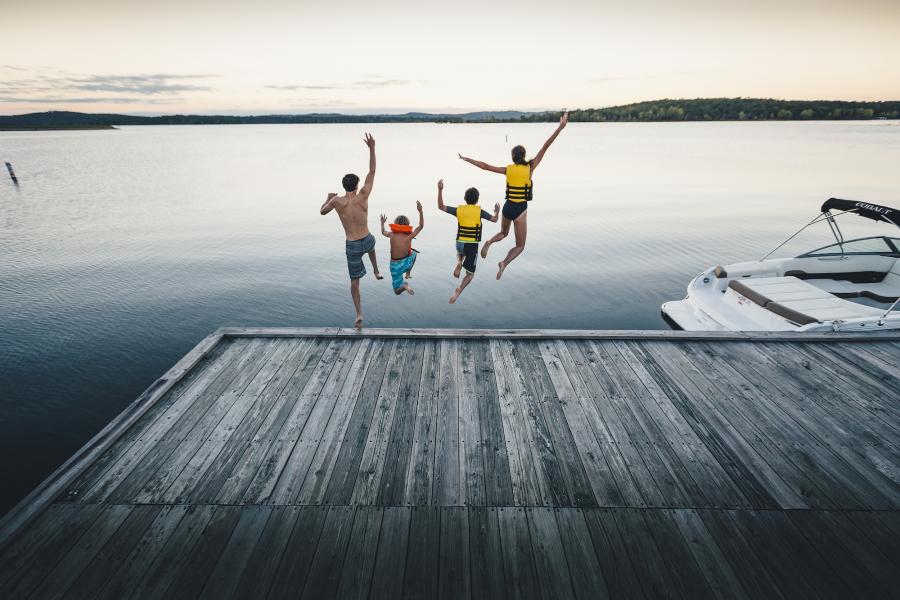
[879,297,900,325]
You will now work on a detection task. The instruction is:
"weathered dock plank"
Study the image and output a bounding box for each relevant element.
[1,328,898,599]
[378,341,426,505]
[368,506,412,599]
[350,339,408,506]
[404,340,440,506]
[403,506,441,599]
[432,340,463,506]
[266,340,364,505]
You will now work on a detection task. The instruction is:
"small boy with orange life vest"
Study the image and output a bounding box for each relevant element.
[380,201,424,295]
[436,179,500,303]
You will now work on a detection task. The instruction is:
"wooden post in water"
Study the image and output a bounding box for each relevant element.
[5,162,18,185]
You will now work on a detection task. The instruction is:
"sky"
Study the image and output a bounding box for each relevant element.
[2,0,899,115]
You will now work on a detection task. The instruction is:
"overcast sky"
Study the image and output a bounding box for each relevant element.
[2,0,899,114]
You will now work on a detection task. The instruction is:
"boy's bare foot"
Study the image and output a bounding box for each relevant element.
[480,242,491,259]
[449,288,462,303]
[374,272,384,280]
[405,272,412,279]
[453,262,462,278]
[406,285,415,296]
[496,261,507,280]
[354,315,363,329]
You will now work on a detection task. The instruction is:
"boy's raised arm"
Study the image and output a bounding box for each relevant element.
[436,179,446,212]
[379,213,391,237]
[360,133,376,196]
[413,201,425,235]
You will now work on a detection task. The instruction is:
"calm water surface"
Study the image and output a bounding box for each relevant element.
[1,121,898,512]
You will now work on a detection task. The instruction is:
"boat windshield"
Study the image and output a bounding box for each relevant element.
[802,236,899,257]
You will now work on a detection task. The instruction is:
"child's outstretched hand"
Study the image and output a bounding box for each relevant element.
[494,202,500,213]
[416,200,422,212]
[437,179,444,190]
[380,214,387,226]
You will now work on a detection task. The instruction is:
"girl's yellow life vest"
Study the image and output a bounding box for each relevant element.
[456,204,483,242]
[505,163,533,202]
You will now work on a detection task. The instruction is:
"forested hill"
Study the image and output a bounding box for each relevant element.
[1,99,899,129]
[0,110,532,129]
[524,99,900,122]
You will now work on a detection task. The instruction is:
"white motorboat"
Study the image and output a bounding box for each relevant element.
[662,198,900,332]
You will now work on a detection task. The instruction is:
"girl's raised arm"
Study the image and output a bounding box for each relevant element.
[458,154,506,174]
[530,111,568,172]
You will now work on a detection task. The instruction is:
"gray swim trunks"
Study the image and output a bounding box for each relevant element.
[345,233,376,279]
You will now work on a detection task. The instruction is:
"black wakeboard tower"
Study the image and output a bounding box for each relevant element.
[760,197,899,261]
[821,198,900,227]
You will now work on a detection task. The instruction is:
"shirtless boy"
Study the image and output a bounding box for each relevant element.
[320,133,383,328]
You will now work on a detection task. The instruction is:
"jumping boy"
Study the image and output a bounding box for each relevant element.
[436,179,499,303]
[380,201,424,295]
[320,133,382,329]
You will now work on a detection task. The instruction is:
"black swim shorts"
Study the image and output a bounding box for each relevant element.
[502,200,528,221]
[456,241,479,274]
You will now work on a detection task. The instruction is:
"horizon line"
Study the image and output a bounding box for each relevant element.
[4,97,900,119]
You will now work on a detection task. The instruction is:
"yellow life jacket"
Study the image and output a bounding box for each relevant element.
[505,163,533,202]
[456,204,483,242]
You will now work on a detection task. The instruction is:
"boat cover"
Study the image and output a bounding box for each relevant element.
[821,198,900,227]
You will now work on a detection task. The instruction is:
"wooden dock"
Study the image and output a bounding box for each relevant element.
[1,328,898,599]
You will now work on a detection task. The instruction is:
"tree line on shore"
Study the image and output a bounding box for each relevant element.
[520,99,900,122]
[1,99,898,129]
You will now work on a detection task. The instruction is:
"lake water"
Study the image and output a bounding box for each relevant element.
[1,121,899,512]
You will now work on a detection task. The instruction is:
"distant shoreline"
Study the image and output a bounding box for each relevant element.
[0,125,117,131]
[1,120,897,132]
[1,99,898,130]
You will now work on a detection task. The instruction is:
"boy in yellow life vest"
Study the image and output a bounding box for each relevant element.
[380,201,424,295]
[436,179,500,303]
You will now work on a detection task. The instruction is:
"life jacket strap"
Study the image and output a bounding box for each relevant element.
[505,183,533,201]
[456,224,482,241]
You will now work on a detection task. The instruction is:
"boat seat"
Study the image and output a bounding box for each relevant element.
[800,258,900,302]
[728,276,885,325]
[809,279,900,303]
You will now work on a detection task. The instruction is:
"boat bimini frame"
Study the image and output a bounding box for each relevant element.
[760,198,899,262]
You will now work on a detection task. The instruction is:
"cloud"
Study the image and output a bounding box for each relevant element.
[0,69,215,103]
[265,84,337,91]
[288,99,357,108]
[265,78,421,92]
[68,74,212,94]
[0,95,180,104]
[352,78,418,89]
